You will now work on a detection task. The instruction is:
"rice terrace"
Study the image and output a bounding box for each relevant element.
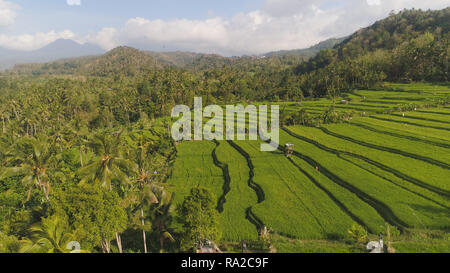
[168,82,450,253]
[0,3,449,256]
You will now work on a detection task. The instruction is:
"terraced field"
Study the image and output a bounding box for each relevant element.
[166,83,450,252]
[214,141,259,241]
[280,128,449,230]
[166,141,224,206]
[232,140,357,239]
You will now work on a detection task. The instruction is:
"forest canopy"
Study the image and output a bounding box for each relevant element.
[0,7,448,253]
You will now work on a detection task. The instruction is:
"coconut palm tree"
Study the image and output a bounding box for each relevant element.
[77,130,137,190]
[0,103,11,134]
[19,215,76,253]
[77,130,137,253]
[122,131,165,253]
[121,181,160,253]
[0,137,53,201]
[149,191,175,252]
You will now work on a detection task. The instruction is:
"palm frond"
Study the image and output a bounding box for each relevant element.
[0,166,30,179]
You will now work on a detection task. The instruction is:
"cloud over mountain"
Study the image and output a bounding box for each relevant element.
[0,0,18,27]
[1,0,449,55]
[81,0,449,55]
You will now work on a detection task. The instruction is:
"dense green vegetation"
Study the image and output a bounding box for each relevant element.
[214,141,259,242]
[0,7,449,253]
[5,9,448,105]
[166,141,223,206]
[296,8,449,96]
[231,140,357,240]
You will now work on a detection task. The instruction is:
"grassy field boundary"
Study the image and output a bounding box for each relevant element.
[288,147,408,230]
[338,154,449,209]
[285,156,372,232]
[228,141,265,203]
[280,129,408,229]
[390,113,450,124]
[211,140,231,213]
[283,128,450,197]
[418,110,450,116]
[227,140,265,233]
[320,127,450,169]
[348,122,450,149]
[370,116,450,131]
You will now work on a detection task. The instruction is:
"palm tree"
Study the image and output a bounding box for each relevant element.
[0,103,10,134]
[77,130,137,190]
[0,135,13,167]
[121,129,175,253]
[77,130,137,253]
[122,181,159,253]
[19,215,76,253]
[149,191,175,252]
[0,137,53,201]
[124,131,161,253]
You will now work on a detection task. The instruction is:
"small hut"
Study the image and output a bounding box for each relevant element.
[196,239,222,253]
[285,143,294,157]
[366,234,384,253]
[241,240,248,253]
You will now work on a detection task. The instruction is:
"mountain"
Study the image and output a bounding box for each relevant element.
[0,47,18,58]
[0,39,105,70]
[294,8,449,96]
[296,8,450,75]
[85,46,163,76]
[145,51,231,69]
[32,39,105,60]
[263,37,345,58]
[144,38,345,69]
[10,46,163,76]
[5,35,346,75]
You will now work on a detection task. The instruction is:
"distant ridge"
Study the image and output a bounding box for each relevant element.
[0,39,105,70]
[263,37,345,58]
[6,37,345,75]
[10,46,163,76]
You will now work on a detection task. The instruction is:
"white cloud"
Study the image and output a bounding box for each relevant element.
[367,0,382,6]
[82,10,340,55]
[0,30,76,51]
[83,27,118,51]
[66,0,81,6]
[0,0,19,27]
[1,0,449,54]
[81,0,449,55]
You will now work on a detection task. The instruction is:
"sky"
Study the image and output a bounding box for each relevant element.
[0,0,449,55]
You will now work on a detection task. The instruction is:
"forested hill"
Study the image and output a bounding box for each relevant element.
[145,51,232,71]
[10,46,163,76]
[6,37,343,76]
[264,37,345,58]
[3,8,449,102]
[340,8,449,58]
[0,39,105,70]
[296,8,449,96]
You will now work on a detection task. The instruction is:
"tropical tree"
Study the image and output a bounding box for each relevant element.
[19,215,75,253]
[77,130,137,190]
[77,130,137,253]
[149,191,175,252]
[0,232,20,253]
[122,130,172,253]
[52,184,127,253]
[0,137,54,201]
[177,187,221,252]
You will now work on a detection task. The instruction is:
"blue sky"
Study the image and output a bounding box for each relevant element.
[11,0,263,33]
[0,0,449,55]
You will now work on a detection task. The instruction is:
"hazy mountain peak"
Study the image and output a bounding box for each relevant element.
[0,39,105,70]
